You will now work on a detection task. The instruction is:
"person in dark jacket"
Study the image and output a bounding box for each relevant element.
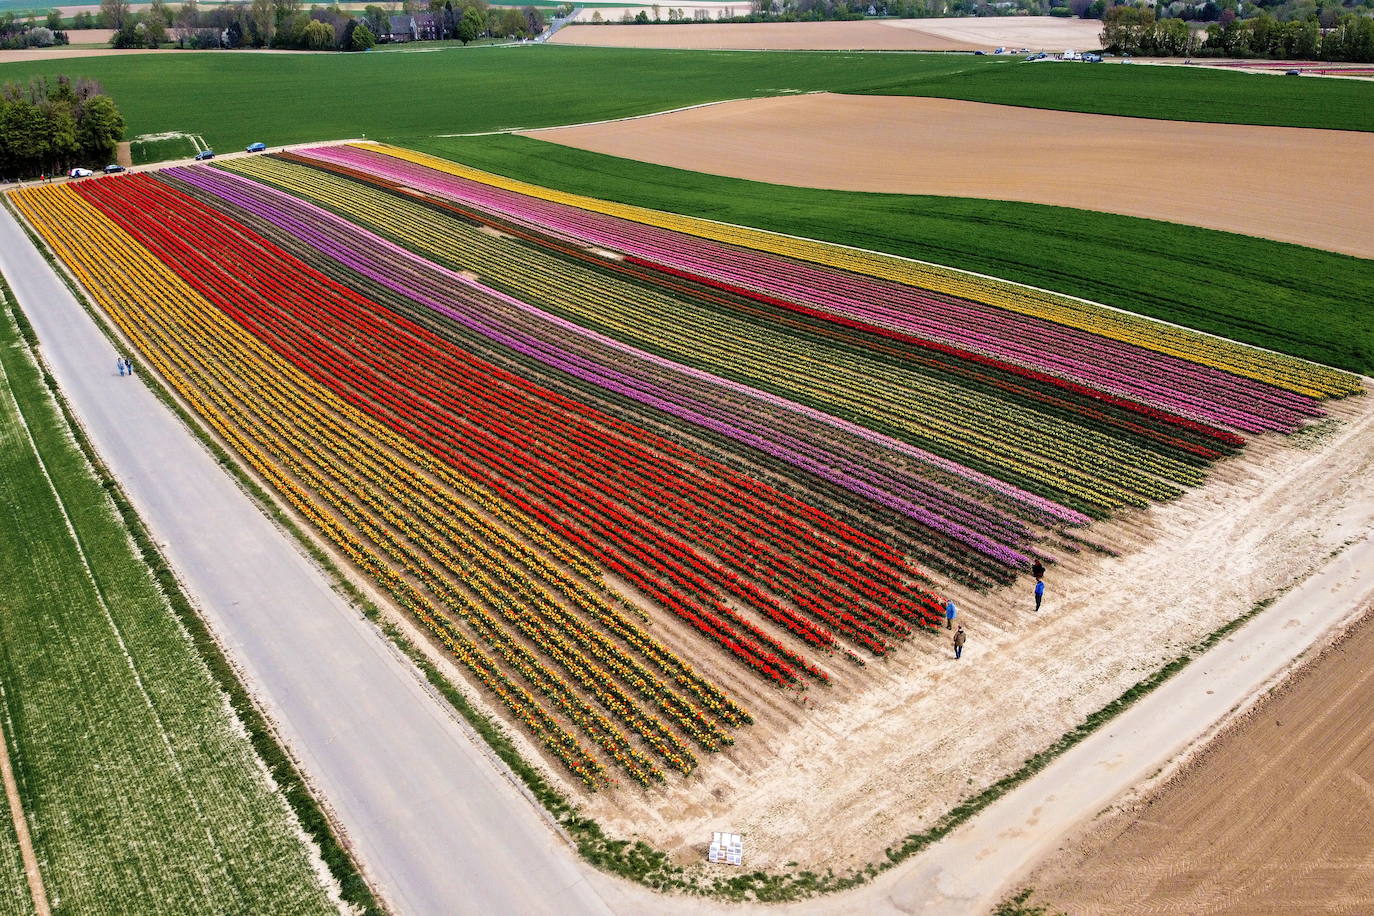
[953,625,966,659]
[1031,559,1045,580]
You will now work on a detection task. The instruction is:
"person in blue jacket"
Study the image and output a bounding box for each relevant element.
[945,600,956,630]
[1034,578,1045,612]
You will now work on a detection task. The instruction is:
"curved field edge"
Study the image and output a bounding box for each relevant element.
[0,46,1371,156]
[4,194,1349,904]
[0,218,384,916]
[398,134,1374,376]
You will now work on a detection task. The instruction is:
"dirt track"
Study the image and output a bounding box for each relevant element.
[526,93,1374,259]
[1032,606,1374,914]
[573,386,1374,872]
[554,16,1104,50]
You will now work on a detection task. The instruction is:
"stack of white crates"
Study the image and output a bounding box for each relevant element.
[708,832,743,866]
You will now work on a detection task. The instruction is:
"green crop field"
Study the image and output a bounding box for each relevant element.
[0,46,1370,158]
[865,60,1374,132]
[408,134,1374,374]
[0,289,337,914]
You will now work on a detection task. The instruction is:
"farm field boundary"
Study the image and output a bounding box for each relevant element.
[1029,600,1374,914]
[0,275,355,914]
[0,45,1372,152]
[404,134,1374,374]
[6,146,1373,907]
[523,93,1374,260]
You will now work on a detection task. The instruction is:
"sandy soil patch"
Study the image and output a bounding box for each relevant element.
[555,16,1104,50]
[574,387,1374,872]
[526,93,1374,259]
[1031,603,1374,914]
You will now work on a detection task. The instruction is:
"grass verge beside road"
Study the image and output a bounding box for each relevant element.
[400,134,1374,374]
[0,275,374,915]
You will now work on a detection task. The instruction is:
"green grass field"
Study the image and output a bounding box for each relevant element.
[0,46,1370,157]
[0,288,337,914]
[406,134,1374,374]
[129,135,201,164]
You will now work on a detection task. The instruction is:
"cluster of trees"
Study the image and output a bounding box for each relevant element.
[1101,4,1374,60]
[358,1,550,43]
[0,78,125,180]
[1,11,70,49]
[93,0,550,50]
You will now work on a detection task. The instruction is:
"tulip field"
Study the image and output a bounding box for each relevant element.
[10,144,1358,789]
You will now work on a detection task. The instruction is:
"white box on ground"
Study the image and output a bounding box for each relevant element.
[708,832,744,866]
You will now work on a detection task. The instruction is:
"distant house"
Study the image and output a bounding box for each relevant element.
[384,12,441,42]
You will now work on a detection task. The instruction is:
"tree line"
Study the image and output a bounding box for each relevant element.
[1102,4,1374,61]
[1,11,70,49]
[94,0,551,50]
[0,78,126,180]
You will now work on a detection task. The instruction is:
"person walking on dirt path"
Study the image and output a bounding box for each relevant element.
[1034,578,1045,612]
[953,625,966,660]
[1032,559,1045,580]
[126,357,135,377]
[945,600,956,630]
[116,356,126,376]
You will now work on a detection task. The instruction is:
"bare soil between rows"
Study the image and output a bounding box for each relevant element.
[574,389,1374,872]
[525,93,1374,259]
[1031,600,1374,915]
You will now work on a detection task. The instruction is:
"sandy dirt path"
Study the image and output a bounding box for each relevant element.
[555,16,1104,50]
[0,691,50,916]
[1032,604,1374,915]
[572,382,1374,874]
[526,93,1374,259]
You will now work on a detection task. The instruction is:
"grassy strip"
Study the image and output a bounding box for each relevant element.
[398,134,1374,374]
[0,46,1370,158]
[2,195,1324,903]
[130,136,200,165]
[0,220,384,916]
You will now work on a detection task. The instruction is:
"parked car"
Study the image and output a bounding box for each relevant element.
[68,167,94,178]
[1083,53,1103,62]
[246,142,267,153]
[1285,69,1301,76]
[194,149,215,161]
[1025,52,1047,61]
[973,50,986,55]
[103,164,125,174]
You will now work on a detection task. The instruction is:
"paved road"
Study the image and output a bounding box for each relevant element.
[0,206,613,915]
[5,197,1370,916]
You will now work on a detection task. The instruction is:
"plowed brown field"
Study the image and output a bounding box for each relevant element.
[1032,606,1374,915]
[525,93,1374,259]
[553,17,1104,50]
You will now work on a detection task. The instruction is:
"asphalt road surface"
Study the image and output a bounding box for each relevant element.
[0,204,614,915]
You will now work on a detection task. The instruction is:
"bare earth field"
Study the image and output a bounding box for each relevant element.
[1031,603,1374,915]
[555,16,1104,50]
[526,93,1374,259]
[571,388,1374,872]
